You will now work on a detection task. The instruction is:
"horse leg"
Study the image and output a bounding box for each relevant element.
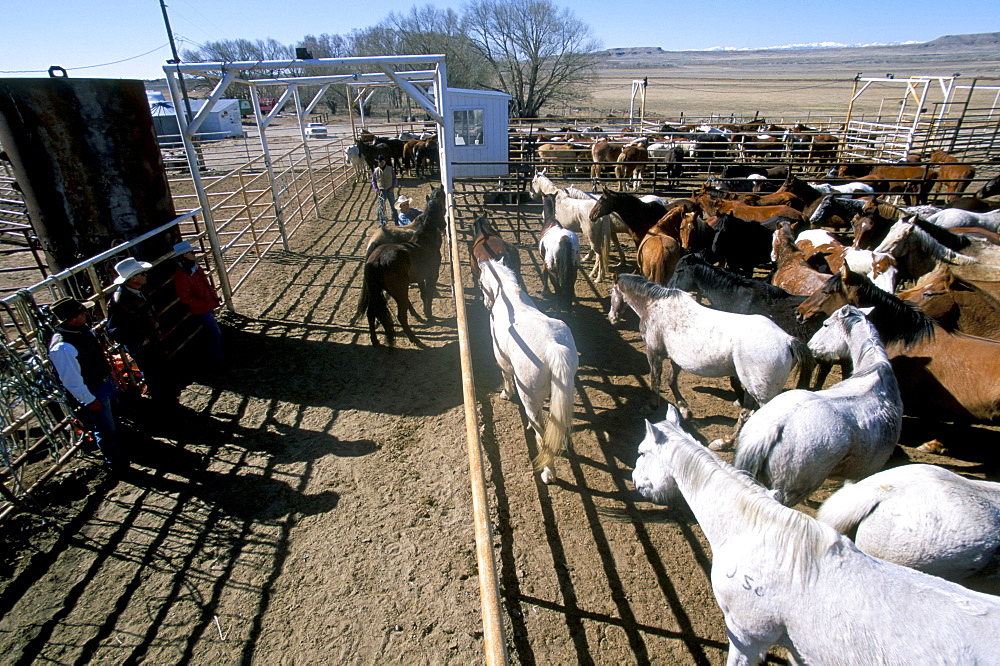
[391,292,425,349]
[710,407,754,451]
[640,349,664,414]
[796,354,817,390]
[660,357,692,419]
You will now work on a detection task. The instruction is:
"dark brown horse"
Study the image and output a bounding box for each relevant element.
[679,212,716,255]
[589,188,669,245]
[852,198,902,250]
[797,267,1000,423]
[353,243,425,348]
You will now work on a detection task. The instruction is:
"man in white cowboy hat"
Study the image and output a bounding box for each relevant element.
[395,194,423,226]
[172,240,224,370]
[48,296,130,475]
[371,153,398,225]
[106,257,180,406]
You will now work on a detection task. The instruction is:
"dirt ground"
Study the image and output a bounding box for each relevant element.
[2,167,999,664]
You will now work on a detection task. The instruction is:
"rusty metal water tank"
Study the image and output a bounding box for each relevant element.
[0,75,177,273]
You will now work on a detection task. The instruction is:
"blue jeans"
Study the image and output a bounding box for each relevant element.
[194,311,225,367]
[377,189,398,225]
[87,379,127,469]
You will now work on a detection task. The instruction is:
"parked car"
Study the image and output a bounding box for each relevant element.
[305,122,328,138]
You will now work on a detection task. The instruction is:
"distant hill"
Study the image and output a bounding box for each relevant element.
[597,32,1000,73]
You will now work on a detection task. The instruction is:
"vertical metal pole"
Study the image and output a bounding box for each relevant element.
[165,68,234,311]
[293,86,321,211]
[248,85,290,250]
[347,83,357,139]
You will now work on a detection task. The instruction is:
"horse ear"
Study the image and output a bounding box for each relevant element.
[664,403,682,426]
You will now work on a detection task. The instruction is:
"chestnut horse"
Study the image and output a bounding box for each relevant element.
[897,262,1000,341]
[695,193,805,225]
[771,223,833,295]
[797,267,1000,423]
[929,150,976,202]
[837,163,939,205]
[615,143,649,191]
[590,137,623,187]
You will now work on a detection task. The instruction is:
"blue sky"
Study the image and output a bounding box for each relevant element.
[1,0,996,81]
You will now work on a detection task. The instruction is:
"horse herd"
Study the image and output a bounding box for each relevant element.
[345,129,440,184]
[350,152,1000,659]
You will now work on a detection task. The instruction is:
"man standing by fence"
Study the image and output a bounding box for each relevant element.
[48,297,130,476]
[107,257,181,409]
[371,154,398,225]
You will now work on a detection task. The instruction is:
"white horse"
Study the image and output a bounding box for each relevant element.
[345,144,366,183]
[564,185,630,268]
[530,169,617,282]
[632,405,1000,665]
[808,181,875,196]
[608,273,811,448]
[478,259,578,484]
[817,463,1000,593]
[538,193,579,315]
[732,305,902,506]
[872,217,981,284]
[928,207,1000,232]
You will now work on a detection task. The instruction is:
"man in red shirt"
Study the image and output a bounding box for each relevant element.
[172,241,225,370]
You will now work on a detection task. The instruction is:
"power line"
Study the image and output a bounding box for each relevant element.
[0,44,170,74]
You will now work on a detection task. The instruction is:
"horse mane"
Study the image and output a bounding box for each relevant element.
[662,420,840,582]
[678,254,794,299]
[827,271,937,347]
[542,193,560,226]
[908,215,972,251]
[473,214,497,239]
[618,273,685,302]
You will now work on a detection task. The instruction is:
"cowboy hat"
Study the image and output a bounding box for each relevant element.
[49,297,92,324]
[173,240,198,256]
[397,195,411,205]
[113,257,153,285]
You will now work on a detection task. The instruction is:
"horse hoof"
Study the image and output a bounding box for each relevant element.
[540,467,556,485]
[708,439,730,451]
[679,407,692,420]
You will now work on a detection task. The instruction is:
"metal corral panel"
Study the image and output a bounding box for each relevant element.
[447,88,510,178]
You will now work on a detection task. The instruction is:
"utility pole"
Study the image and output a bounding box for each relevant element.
[158,0,194,123]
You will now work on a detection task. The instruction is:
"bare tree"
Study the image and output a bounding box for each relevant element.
[181,38,295,100]
[463,0,601,118]
[380,6,489,90]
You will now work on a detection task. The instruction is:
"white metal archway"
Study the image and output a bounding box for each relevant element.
[163,55,457,309]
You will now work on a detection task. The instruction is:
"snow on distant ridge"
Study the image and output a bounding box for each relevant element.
[700,40,923,51]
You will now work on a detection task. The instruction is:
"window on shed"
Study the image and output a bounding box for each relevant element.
[454,109,484,146]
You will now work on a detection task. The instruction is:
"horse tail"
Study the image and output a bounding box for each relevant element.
[556,237,577,310]
[789,336,816,390]
[357,260,395,346]
[534,343,576,475]
[732,419,784,490]
[815,480,885,541]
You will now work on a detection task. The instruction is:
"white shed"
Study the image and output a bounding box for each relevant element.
[147,96,245,142]
[447,88,511,178]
